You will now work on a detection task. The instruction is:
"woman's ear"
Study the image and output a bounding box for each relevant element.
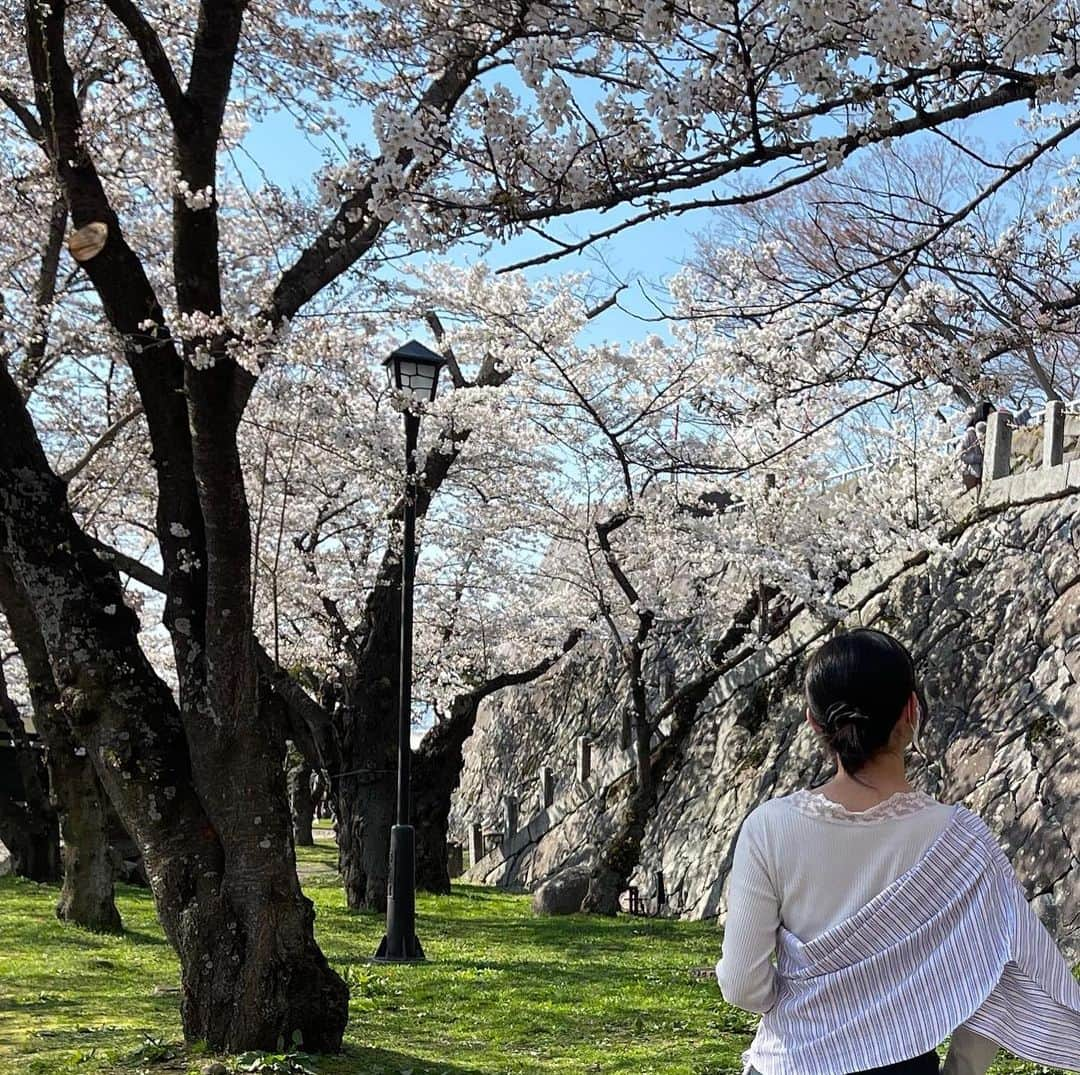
[806,706,821,733]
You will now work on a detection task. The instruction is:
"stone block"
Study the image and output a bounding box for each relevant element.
[1044,401,1065,468]
[468,822,484,869]
[1011,467,1069,501]
[527,810,552,844]
[505,821,533,857]
[984,410,1013,481]
[1069,459,1080,489]
[1041,589,1080,648]
[576,736,592,782]
[982,474,1014,506]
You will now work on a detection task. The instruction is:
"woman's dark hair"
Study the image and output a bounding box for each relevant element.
[804,627,923,783]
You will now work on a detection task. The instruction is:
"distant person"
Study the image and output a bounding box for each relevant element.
[958,414,987,491]
[716,627,1080,1075]
[311,769,332,821]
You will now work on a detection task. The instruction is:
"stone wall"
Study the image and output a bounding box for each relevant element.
[451,453,1080,959]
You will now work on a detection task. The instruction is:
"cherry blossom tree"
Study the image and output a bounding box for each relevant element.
[5,0,1080,1053]
[0,137,131,930]
[413,252,979,912]
[235,267,603,903]
[692,141,1080,409]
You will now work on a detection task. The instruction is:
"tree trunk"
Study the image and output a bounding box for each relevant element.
[181,355,350,1047]
[412,693,483,894]
[0,557,121,930]
[412,740,462,895]
[0,363,348,1051]
[412,772,454,894]
[287,746,315,847]
[334,552,402,912]
[580,782,655,916]
[0,666,60,883]
[580,682,702,915]
[54,749,122,932]
[334,765,395,911]
[582,595,769,915]
[582,627,654,915]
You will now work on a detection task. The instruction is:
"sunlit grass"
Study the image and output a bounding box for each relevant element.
[0,843,750,1075]
[0,842,1063,1074]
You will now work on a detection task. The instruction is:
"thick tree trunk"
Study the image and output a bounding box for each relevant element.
[412,746,460,895]
[286,746,315,847]
[0,558,121,930]
[412,693,482,894]
[181,356,350,1047]
[412,773,454,894]
[334,552,402,912]
[0,363,348,1051]
[335,765,395,911]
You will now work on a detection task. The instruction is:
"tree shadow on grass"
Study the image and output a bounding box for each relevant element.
[328,1044,489,1074]
[386,954,660,993]
[420,913,707,960]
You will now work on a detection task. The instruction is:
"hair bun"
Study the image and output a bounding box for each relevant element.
[823,701,872,727]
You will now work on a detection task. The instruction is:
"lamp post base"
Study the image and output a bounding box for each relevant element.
[372,824,426,963]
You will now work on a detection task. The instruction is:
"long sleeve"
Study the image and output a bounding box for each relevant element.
[716,810,781,1014]
[942,1025,999,1075]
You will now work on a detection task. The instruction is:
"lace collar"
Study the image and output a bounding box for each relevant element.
[786,787,938,823]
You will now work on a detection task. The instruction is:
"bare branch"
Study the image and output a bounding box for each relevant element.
[60,405,145,484]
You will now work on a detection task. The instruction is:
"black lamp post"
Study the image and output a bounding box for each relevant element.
[374,339,447,963]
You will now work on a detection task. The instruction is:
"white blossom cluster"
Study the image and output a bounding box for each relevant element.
[4,0,1080,734]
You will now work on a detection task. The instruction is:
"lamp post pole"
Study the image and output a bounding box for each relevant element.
[375,407,425,962]
[398,410,418,835]
[374,339,445,962]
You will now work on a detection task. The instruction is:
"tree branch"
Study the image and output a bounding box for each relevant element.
[0,88,43,143]
[102,0,191,130]
[60,405,144,484]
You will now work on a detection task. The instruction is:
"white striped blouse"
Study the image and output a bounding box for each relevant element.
[717,799,1080,1075]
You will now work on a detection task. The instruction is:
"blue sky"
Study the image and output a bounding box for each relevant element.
[241,92,1046,358]
[241,110,698,349]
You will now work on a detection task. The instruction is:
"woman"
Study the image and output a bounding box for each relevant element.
[716,627,1080,1075]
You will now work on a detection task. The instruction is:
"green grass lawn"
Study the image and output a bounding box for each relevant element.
[0,842,1064,1075]
[0,842,752,1075]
